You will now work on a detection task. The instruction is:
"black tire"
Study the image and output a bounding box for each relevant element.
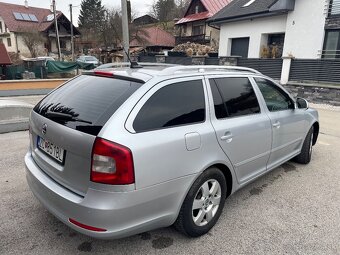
[174,167,226,237]
[294,126,314,164]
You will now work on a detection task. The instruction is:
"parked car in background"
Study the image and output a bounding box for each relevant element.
[76,55,101,66]
[24,56,55,67]
[25,64,319,239]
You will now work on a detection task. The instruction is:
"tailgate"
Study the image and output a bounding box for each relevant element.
[30,111,95,196]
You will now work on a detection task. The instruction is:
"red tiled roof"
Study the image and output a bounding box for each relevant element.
[176,11,211,24]
[176,0,232,24]
[0,2,62,32]
[0,43,12,65]
[130,27,175,48]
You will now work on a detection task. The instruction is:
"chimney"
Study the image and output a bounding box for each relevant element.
[24,0,28,8]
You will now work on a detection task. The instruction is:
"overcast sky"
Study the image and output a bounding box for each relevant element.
[1,0,154,25]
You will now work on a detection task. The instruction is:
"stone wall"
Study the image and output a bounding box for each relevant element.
[283,83,340,106]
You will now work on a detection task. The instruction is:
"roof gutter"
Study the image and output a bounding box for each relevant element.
[208,22,220,30]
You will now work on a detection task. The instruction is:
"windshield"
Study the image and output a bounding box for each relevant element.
[34,75,142,135]
[85,56,97,61]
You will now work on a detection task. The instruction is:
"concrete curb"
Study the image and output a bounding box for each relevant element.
[0,100,33,134]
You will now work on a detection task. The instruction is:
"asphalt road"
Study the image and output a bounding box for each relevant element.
[0,106,339,255]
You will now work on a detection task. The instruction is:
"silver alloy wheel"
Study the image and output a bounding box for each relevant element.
[192,179,222,227]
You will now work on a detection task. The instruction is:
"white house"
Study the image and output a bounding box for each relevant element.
[0,1,80,57]
[208,0,338,60]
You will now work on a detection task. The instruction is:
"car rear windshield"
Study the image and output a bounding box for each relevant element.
[34,75,142,136]
[85,56,97,61]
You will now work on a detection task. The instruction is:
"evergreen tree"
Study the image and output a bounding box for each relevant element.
[78,0,105,31]
[155,0,176,22]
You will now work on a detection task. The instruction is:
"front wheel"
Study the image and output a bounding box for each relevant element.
[174,167,226,237]
[294,126,314,164]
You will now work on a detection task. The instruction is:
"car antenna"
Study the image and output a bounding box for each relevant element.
[111,24,142,69]
[122,46,142,69]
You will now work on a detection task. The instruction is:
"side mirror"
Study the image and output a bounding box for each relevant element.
[296,98,309,109]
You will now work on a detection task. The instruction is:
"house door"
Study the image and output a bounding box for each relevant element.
[231,37,250,58]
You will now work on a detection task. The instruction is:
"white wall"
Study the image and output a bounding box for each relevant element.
[219,15,287,57]
[0,16,17,53]
[4,33,17,53]
[16,34,47,57]
[283,0,327,59]
[218,0,328,59]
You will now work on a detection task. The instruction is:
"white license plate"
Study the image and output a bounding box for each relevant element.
[37,136,65,163]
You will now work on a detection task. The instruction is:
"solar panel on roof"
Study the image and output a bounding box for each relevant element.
[46,14,54,21]
[13,12,24,20]
[21,13,31,21]
[29,14,38,22]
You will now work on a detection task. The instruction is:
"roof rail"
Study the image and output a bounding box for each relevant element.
[159,65,262,75]
[95,62,177,70]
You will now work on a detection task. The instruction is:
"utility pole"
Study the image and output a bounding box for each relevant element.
[69,4,74,61]
[121,0,130,62]
[53,0,61,60]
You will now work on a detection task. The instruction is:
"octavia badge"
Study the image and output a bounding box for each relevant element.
[42,123,47,135]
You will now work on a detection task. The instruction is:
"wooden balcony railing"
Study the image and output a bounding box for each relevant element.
[175,34,211,45]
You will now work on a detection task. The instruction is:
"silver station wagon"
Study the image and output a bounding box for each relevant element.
[25,64,319,239]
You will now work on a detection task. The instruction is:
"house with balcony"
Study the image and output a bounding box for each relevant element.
[208,0,338,59]
[175,0,232,46]
[0,1,80,57]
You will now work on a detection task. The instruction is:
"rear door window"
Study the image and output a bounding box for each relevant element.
[34,75,141,135]
[210,77,260,119]
[133,80,205,132]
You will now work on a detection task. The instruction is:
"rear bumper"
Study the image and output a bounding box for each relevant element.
[25,152,195,239]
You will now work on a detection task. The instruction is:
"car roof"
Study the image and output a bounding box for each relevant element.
[92,63,263,83]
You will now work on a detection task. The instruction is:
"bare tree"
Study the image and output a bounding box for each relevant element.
[19,28,46,58]
[148,0,158,18]
[101,7,150,49]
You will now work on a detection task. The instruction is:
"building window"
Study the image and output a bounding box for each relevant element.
[329,0,340,16]
[266,33,285,58]
[243,0,256,7]
[323,30,340,58]
[192,24,204,35]
[0,21,2,33]
[182,24,187,36]
[7,37,12,47]
[188,1,206,15]
[60,40,66,49]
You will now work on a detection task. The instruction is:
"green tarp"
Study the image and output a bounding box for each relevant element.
[6,64,25,79]
[46,61,95,73]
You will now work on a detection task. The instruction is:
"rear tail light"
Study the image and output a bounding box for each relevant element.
[91,138,135,185]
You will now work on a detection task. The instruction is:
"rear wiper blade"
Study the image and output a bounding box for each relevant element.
[45,111,92,124]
